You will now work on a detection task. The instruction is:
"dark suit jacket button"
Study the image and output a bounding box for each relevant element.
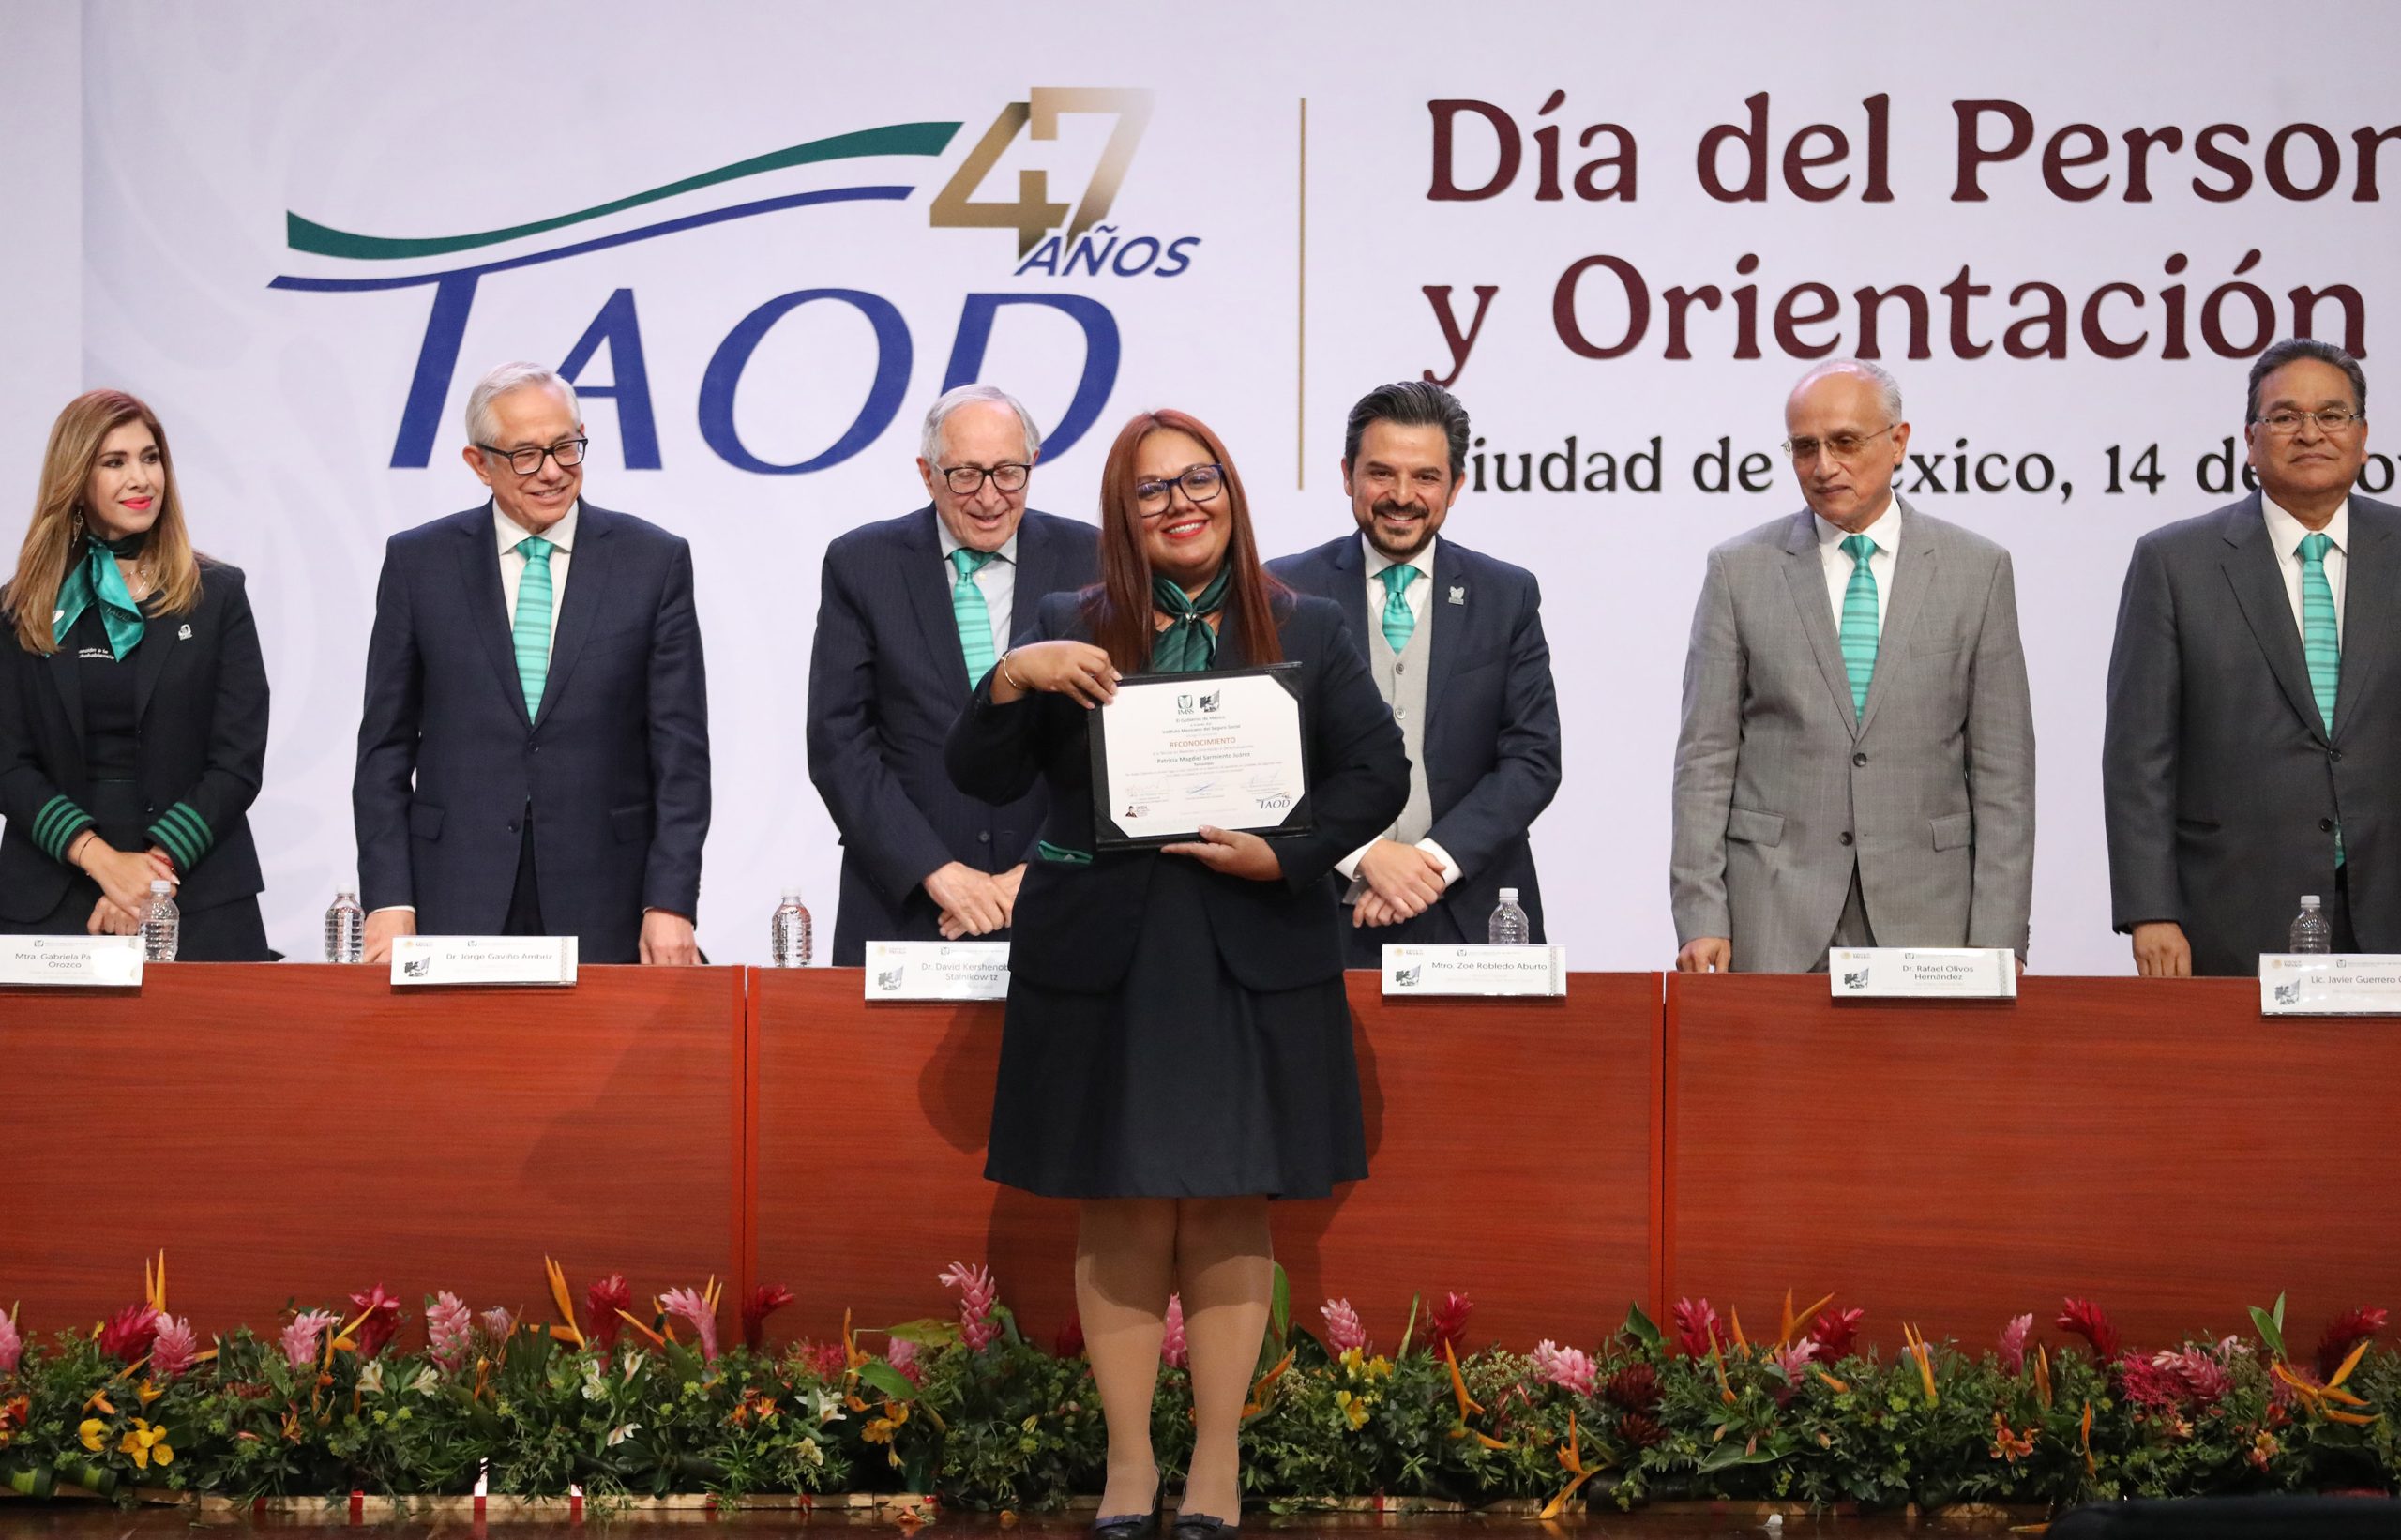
[1851,751,1867,767]
[2320,818,2335,832]
[507,821,520,834]
[2329,748,2343,762]
[1838,831,1854,846]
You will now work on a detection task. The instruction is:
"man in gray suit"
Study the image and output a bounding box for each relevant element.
[1671,360,2036,974]
[2104,338,2392,976]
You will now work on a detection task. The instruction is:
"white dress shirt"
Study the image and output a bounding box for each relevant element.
[1336,532,1462,888]
[496,500,578,648]
[935,520,1018,658]
[1815,496,1899,633]
[2262,495,2349,643]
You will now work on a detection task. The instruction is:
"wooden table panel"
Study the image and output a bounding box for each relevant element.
[1664,974,2401,1354]
[751,972,1660,1351]
[1,964,745,1340]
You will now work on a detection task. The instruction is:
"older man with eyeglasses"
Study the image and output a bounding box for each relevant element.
[2106,338,2394,976]
[1670,358,2036,974]
[355,361,711,965]
[806,384,1100,964]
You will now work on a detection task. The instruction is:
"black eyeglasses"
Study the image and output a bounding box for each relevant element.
[1134,463,1226,515]
[939,462,1031,496]
[477,437,589,476]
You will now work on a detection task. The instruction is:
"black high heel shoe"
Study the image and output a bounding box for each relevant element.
[1091,1482,1166,1540]
[1171,1513,1238,1540]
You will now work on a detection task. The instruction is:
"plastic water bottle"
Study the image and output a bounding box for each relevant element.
[142,879,180,962]
[1487,886,1531,946]
[771,889,813,967]
[325,889,365,962]
[2289,895,2333,954]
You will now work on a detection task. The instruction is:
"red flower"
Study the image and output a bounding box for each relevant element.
[1618,1411,1665,1449]
[795,1339,848,1381]
[587,1275,632,1350]
[349,1285,402,1360]
[1053,1310,1085,1359]
[1808,1307,1865,1362]
[1427,1291,1474,1360]
[742,1284,794,1352]
[2315,1306,2387,1382]
[97,1303,159,1366]
[1604,1363,1662,1413]
[1670,1297,1723,1360]
[2058,1298,2122,1361]
[2117,1351,2184,1410]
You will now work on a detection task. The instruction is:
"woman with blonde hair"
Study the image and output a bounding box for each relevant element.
[0,389,272,958]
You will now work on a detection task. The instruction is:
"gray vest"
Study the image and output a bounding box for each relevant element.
[1367,579,1435,847]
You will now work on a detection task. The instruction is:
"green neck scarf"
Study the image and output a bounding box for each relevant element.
[54,532,147,657]
[1150,566,1231,672]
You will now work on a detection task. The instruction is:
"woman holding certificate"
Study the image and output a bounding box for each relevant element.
[947,409,1407,1540]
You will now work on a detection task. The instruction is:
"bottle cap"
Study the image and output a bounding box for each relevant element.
[2301,895,2321,907]
[782,888,805,902]
[1499,887,1518,901]
[150,879,172,894]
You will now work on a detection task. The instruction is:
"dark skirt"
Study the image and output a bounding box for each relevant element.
[984,856,1368,1200]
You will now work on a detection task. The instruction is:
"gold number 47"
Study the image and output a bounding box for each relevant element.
[929,88,1155,258]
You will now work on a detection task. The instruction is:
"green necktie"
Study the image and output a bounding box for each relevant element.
[949,548,998,687]
[1837,533,1880,718]
[512,535,555,719]
[1377,564,1420,655]
[2300,531,2344,865]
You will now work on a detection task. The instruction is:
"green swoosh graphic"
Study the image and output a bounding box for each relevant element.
[287,121,962,261]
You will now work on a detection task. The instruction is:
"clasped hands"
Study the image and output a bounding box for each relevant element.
[73,834,176,936]
[1351,838,1450,928]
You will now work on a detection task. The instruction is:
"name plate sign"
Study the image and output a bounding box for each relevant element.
[1829,947,2017,1000]
[0,935,143,988]
[1382,944,1567,997]
[390,936,578,987]
[2259,954,2401,1016]
[864,941,1010,1001]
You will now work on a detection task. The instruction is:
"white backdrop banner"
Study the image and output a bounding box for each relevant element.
[41,0,2401,967]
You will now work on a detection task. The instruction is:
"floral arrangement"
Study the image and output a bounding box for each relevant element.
[1,1255,2393,1514]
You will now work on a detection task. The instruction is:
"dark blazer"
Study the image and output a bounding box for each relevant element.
[0,556,267,923]
[807,506,1099,965]
[944,589,1408,993]
[353,501,710,963]
[2105,491,2401,974]
[1266,535,1562,949]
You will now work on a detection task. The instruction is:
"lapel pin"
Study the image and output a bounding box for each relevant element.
[178,624,193,640]
[1447,585,1466,606]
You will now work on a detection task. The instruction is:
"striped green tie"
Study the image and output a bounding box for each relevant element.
[512,536,554,719]
[1837,534,1879,718]
[949,548,998,687]
[1378,563,1420,655]
[2300,531,2344,865]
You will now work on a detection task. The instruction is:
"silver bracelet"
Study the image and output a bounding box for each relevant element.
[999,651,1027,692]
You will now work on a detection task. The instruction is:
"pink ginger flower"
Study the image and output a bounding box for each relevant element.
[150,1314,199,1379]
[887,1336,928,1387]
[938,1262,1002,1352]
[98,1302,159,1365]
[1531,1339,1598,1397]
[1671,1297,1723,1360]
[281,1308,341,1370]
[479,1306,516,1340]
[349,1284,402,1359]
[1160,1294,1188,1368]
[427,1292,473,1372]
[659,1287,720,1361]
[0,1307,21,1376]
[1320,1298,1367,1354]
[1998,1313,2034,1375]
[1808,1306,1865,1362]
[2153,1345,2233,1407]
[1767,1338,1819,1406]
[2058,1298,2122,1361]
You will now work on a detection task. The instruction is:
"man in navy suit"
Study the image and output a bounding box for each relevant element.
[1268,381,1562,963]
[355,363,711,966]
[807,384,1100,965]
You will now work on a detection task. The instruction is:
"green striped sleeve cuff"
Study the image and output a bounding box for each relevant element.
[31,794,96,864]
[147,802,214,871]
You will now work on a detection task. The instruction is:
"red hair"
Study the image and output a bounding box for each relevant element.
[1083,408,1285,673]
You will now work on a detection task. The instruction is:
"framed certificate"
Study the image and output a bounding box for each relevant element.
[1087,663,1313,849]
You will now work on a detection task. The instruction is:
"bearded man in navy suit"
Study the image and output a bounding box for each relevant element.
[807,385,1101,965]
[355,362,711,965]
[1268,381,1562,963]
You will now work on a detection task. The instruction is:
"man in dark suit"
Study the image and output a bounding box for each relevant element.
[807,384,1100,965]
[355,363,710,966]
[2106,338,2393,975]
[1267,381,1561,963]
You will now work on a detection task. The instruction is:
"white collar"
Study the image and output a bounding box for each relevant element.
[495,499,580,555]
[1361,530,1437,582]
[1814,496,1900,555]
[2263,494,2349,557]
